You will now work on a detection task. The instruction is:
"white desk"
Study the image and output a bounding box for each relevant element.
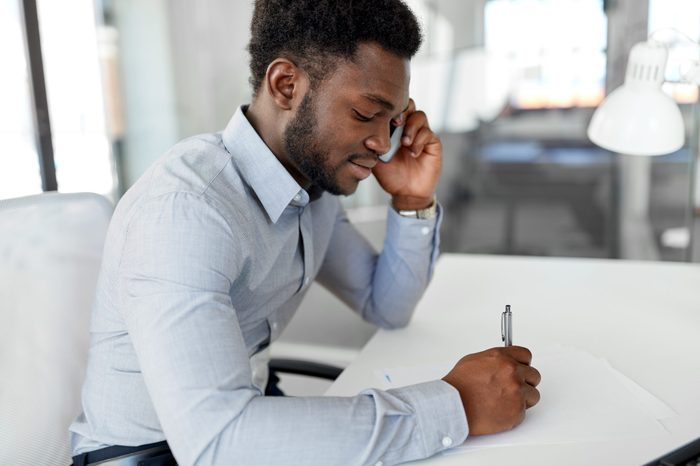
[327,254,700,465]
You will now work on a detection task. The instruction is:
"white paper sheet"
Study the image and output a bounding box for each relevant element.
[374,347,673,452]
[605,360,677,421]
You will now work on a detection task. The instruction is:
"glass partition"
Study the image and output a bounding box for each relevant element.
[646,0,700,261]
[36,0,117,200]
[0,0,43,200]
[401,0,616,258]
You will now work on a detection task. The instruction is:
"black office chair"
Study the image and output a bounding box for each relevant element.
[268,358,343,381]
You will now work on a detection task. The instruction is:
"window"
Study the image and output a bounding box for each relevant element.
[484,0,607,109]
[648,0,700,104]
[0,0,117,201]
[404,0,455,132]
[0,0,43,199]
[37,0,116,197]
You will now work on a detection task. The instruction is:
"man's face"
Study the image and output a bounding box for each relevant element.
[283,43,410,196]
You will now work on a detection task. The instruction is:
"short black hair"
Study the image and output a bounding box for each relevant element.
[248,0,423,95]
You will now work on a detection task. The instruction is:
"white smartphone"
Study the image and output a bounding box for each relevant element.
[378,124,404,163]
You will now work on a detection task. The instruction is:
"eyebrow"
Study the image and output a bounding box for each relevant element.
[362,94,395,111]
[361,94,410,115]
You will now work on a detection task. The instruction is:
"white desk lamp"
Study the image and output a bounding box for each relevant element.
[588,35,699,155]
[587,33,700,257]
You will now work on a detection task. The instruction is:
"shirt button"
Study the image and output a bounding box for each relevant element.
[271,322,278,331]
[441,436,453,448]
[294,194,301,201]
[421,226,431,236]
[304,277,310,286]
[375,462,383,466]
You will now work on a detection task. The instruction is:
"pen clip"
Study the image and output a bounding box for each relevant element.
[501,311,506,342]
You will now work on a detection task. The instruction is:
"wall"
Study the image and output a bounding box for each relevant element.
[166,0,254,137]
[112,0,179,188]
[114,0,254,188]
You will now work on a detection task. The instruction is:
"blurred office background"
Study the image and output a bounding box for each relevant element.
[3,0,700,384]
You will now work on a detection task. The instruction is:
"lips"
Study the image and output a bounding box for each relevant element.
[349,157,377,170]
[347,160,374,180]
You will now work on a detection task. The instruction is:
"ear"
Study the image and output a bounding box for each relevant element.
[264,58,308,111]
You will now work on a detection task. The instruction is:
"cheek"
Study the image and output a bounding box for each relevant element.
[328,130,367,159]
[314,111,365,152]
[316,129,359,161]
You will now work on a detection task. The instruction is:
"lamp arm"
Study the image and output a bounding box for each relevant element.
[680,62,700,86]
[648,28,700,49]
[647,29,700,86]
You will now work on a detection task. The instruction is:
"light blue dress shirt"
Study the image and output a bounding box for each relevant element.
[69,106,468,465]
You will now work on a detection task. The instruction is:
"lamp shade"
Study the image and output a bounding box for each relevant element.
[587,41,685,156]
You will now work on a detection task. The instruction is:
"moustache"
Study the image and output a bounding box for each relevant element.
[348,153,379,163]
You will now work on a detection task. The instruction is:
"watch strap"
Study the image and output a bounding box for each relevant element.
[396,196,438,219]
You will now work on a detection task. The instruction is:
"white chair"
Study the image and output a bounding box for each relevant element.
[0,191,345,462]
[0,192,112,466]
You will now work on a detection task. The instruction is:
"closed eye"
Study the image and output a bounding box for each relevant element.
[353,109,373,122]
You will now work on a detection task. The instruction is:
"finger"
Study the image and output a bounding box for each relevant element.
[422,135,442,158]
[392,98,416,127]
[518,365,541,387]
[523,384,541,409]
[401,110,428,147]
[406,98,416,114]
[408,126,434,157]
[503,346,533,365]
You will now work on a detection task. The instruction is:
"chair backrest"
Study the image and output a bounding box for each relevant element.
[0,192,112,466]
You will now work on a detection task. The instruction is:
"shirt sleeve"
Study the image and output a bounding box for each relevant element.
[316,202,443,329]
[119,193,466,466]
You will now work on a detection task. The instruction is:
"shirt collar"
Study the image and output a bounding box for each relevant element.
[222,106,311,223]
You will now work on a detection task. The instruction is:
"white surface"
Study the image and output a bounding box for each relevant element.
[375,346,671,452]
[661,226,691,249]
[0,193,112,466]
[327,254,700,465]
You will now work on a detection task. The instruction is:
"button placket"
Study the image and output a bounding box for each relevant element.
[297,206,314,292]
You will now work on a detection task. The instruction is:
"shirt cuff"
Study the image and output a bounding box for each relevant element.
[385,202,443,278]
[389,379,469,457]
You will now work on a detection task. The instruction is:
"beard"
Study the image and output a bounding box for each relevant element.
[283,92,346,195]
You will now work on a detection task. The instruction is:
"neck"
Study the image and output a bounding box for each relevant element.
[245,101,285,157]
[245,101,310,189]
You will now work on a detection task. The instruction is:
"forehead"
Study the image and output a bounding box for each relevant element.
[320,43,410,111]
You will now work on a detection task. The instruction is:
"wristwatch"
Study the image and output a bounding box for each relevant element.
[395,196,438,220]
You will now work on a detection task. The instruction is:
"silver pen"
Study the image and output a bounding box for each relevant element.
[501,305,512,347]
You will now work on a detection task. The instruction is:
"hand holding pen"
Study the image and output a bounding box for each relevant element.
[441,304,541,436]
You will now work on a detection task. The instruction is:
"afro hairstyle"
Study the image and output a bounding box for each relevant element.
[247,0,423,95]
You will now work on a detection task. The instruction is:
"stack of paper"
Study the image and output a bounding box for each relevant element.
[373,346,676,452]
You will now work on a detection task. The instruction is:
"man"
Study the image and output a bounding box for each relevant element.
[70,0,541,465]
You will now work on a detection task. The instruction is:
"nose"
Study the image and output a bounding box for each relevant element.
[365,124,392,155]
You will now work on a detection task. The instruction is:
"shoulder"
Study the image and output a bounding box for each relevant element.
[115,132,253,229]
[150,133,236,197]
